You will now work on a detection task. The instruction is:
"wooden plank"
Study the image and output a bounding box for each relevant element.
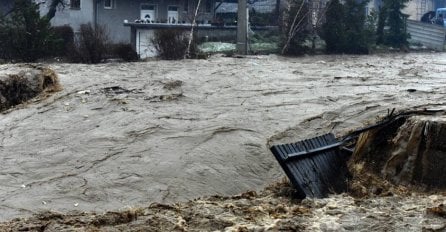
[270,133,349,198]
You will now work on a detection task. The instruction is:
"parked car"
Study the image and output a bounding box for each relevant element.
[435,8,446,27]
[420,11,435,23]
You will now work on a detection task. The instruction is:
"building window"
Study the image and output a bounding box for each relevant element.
[141,4,155,10]
[168,6,178,23]
[168,6,178,11]
[70,0,80,9]
[141,4,156,22]
[104,0,113,9]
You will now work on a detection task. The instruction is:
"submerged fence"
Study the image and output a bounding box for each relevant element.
[407,20,446,51]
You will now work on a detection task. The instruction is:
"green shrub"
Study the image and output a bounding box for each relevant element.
[152,29,189,60]
[321,0,345,53]
[365,9,379,45]
[321,0,374,54]
[376,6,387,44]
[69,23,109,64]
[0,0,58,62]
[111,43,138,61]
[343,0,373,53]
[378,0,410,48]
[51,25,74,57]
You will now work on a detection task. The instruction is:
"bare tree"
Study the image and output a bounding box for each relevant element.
[309,0,330,50]
[45,0,65,20]
[185,0,203,58]
[281,0,308,54]
[2,0,65,19]
[281,0,329,54]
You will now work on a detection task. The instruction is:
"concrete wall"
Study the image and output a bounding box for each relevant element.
[40,0,95,33]
[96,0,141,43]
[403,0,435,21]
[403,1,419,20]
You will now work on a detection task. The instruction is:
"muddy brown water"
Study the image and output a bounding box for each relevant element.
[1,53,446,223]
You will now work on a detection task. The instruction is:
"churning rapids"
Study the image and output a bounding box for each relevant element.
[1,53,446,230]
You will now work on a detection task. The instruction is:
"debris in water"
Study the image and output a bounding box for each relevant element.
[427,205,446,218]
[77,90,90,95]
[0,65,61,112]
[162,80,183,90]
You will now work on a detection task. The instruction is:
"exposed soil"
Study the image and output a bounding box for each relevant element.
[2,53,446,230]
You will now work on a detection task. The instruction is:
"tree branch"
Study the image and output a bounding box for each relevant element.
[45,0,65,20]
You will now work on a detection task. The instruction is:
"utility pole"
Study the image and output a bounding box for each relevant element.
[236,0,248,54]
